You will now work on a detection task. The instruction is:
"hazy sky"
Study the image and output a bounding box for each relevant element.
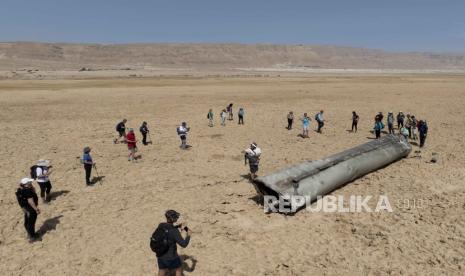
[1,0,464,52]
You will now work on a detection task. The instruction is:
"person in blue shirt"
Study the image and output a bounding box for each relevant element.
[316,110,325,133]
[373,118,384,139]
[301,113,311,138]
[82,147,94,185]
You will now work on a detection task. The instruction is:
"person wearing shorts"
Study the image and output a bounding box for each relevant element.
[244,143,261,180]
[177,122,190,149]
[155,210,192,276]
[301,113,310,138]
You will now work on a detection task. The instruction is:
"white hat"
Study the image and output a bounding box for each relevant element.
[37,159,50,167]
[20,178,34,185]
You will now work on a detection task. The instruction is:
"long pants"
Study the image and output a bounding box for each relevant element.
[84,164,92,185]
[288,119,293,130]
[407,127,412,139]
[412,128,417,140]
[221,117,226,126]
[142,133,147,145]
[238,115,244,124]
[397,120,403,129]
[420,134,426,147]
[23,208,37,238]
[208,118,213,127]
[351,121,358,132]
[317,121,324,133]
[38,181,52,200]
[388,123,394,134]
[180,135,187,149]
[375,129,381,139]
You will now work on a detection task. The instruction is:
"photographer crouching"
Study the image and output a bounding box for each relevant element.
[150,210,192,276]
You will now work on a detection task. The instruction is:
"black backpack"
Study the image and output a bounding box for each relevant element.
[15,188,27,207]
[30,165,38,180]
[150,224,172,257]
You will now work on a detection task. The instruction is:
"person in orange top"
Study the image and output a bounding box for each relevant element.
[126,128,137,161]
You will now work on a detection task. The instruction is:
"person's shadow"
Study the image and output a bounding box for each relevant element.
[181,255,197,273]
[165,255,197,276]
[49,190,70,202]
[38,215,63,237]
[90,176,106,185]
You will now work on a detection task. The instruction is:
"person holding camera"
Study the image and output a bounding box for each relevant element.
[152,210,191,276]
[244,142,261,180]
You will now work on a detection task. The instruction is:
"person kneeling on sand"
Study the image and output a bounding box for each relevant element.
[151,210,192,276]
[244,142,261,180]
[177,122,190,149]
[126,128,138,161]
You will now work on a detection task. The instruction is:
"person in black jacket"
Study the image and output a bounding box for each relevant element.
[418,120,428,148]
[114,119,127,144]
[140,121,150,145]
[16,178,41,242]
[157,210,191,276]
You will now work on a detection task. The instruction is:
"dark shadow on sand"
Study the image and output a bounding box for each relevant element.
[49,190,70,201]
[181,255,198,273]
[91,176,105,184]
[240,174,252,182]
[38,215,63,237]
[249,194,263,206]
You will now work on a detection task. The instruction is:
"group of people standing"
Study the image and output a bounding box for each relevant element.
[210,103,245,127]
[371,111,428,147]
[113,119,152,161]
[15,159,54,242]
[15,100,431,276]
[286,110,325,137]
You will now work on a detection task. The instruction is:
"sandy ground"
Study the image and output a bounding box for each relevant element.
[0,75,464,275]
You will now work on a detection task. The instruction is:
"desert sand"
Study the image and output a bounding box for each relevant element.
[1,74,464,275]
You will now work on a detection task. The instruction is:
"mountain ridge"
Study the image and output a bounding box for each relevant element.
[1,41,465,71]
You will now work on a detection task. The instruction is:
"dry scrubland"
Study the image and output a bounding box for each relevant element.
[0,74,465,275]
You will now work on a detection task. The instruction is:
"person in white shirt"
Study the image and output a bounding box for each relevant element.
[220,109,227,126]
[177,122,190,149]
[243,143,261,180]
[36,159,53,203]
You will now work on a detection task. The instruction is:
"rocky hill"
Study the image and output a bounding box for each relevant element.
[1,42,465,71]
